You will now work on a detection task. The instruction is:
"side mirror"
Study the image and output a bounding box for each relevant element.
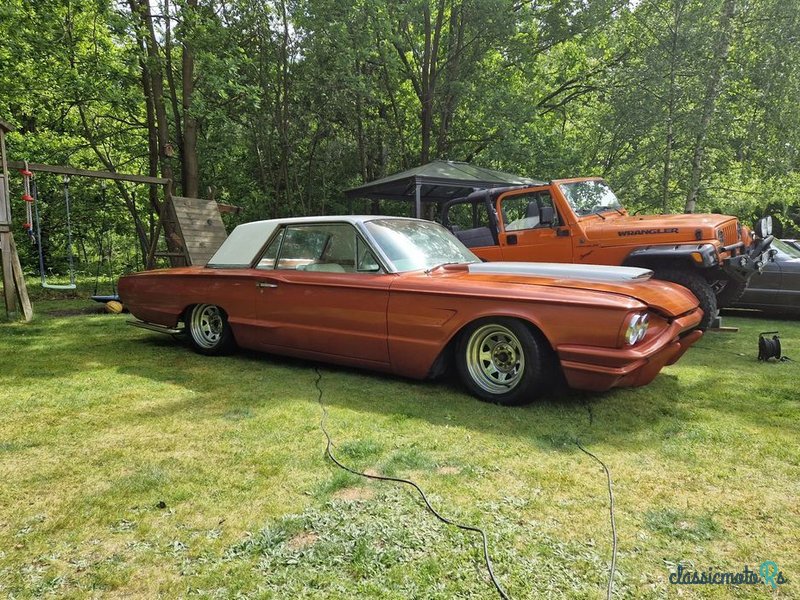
[540,205,555,226]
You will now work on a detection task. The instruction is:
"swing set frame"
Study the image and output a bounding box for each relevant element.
[2,116,238,322]
[1,135,172,321]
[13,162,170,289]
[0,120,32,321]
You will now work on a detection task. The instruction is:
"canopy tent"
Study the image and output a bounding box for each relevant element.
[344,160,543,217]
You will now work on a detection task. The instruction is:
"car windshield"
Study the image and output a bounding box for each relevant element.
[364,218,479,272]
[773,239,800,259]
[559,180,622,216]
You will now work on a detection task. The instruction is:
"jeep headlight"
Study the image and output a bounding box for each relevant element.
[754,216,773,238]
[624,312,650,345]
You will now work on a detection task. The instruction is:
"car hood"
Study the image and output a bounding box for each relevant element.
[777,257,800,269]
[432,262,699,317]
[581,212,738,245]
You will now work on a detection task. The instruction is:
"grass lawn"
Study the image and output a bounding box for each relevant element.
[1,285,798,598]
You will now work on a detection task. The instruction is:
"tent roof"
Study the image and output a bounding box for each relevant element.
[344,160,543,203]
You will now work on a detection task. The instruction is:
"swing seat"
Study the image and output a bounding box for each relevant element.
[90,294,119,303]
[43,283,77,290]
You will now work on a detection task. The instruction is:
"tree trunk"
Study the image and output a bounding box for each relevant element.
[661,0,684,213]
[181,0,199,198]
[128,0,184,264]
[419,0,445,164]
[436,3,465,158]
[684,0,735,213]
[163,0,184,166]
[69,12,151,263]
[129,0,175,186]
[137,31,161,228]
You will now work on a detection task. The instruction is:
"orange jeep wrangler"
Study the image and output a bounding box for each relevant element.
[441,177,775,329]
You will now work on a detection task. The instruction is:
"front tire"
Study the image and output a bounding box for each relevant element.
[654,269,717,330]
[713,279,747,308]
[187,304,237,355]
[456,318,548,406]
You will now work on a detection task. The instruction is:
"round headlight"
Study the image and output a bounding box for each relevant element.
[624,312,650,345]
[636,313,649,342]
[625,314,642,345]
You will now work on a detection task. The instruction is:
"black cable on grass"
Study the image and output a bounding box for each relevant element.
[692,344,794,361]
[575,440,617,600]
[313,368,511,600]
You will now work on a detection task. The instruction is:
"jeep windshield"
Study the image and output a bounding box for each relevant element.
[559,180,622,216]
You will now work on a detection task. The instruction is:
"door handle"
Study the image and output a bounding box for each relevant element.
[556,228,570,237]
[507,234,518,245]
[256,282,278,288]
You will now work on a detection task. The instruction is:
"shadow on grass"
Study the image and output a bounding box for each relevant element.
[104,333,701,456]
[7,310,795,456]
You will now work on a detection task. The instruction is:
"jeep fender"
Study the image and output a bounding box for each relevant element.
[622,244,719,272]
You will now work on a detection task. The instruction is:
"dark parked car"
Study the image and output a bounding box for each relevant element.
[732,239,800,313]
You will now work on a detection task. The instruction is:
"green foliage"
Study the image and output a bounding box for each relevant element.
[3,0,800,276]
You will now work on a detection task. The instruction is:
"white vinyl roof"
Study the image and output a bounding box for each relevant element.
[206,215,410,268]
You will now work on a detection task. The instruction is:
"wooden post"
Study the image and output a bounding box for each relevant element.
[0,120,33,321]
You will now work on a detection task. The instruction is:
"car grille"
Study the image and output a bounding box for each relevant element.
[719,222,740,246]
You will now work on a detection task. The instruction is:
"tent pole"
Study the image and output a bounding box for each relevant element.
[415,182,421,218]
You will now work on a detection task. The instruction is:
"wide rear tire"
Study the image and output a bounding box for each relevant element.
[187,304,237,356]
[456,318,548,406]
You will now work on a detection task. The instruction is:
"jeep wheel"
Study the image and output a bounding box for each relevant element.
[713,279,747,308]
[654,269,717,330]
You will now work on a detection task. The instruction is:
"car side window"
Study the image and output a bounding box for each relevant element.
[255,229,285,270]
[256,223,378,273]
[502,192,560,231]
[356,237,381,272]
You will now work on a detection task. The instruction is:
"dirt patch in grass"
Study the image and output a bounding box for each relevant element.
[287,531,319,550]
[436,466,460,475]
[333,486,375,501]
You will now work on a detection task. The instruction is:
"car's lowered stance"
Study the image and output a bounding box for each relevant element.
[120,216,704,405]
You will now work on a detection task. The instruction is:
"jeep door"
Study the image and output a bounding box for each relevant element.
[496,188,573,263]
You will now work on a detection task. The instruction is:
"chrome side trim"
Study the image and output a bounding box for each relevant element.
[468,262,653,282]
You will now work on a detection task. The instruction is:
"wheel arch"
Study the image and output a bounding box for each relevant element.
[622,244,718,273]
[426,313,559,379]
[183,302,240,341]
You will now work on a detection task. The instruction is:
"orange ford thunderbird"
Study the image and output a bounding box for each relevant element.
[119,216,704,405]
